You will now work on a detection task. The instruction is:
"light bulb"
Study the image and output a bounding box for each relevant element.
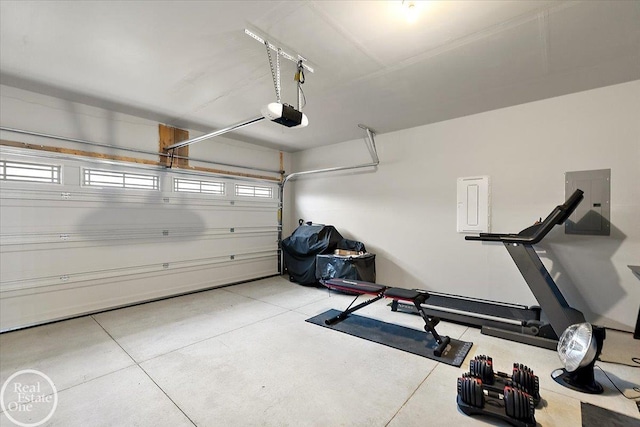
[402,1,419,23]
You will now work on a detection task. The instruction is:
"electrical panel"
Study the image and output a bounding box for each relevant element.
[565,169,610,236]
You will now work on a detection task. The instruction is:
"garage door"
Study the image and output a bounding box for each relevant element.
[0,147,280,331]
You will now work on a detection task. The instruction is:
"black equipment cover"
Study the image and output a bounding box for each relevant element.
[281,224,366,285]
[316,253,376,283]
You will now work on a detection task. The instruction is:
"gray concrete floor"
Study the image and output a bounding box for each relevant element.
[1,275,638,426]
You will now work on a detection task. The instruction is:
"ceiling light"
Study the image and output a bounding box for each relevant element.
[402,1,420,23]
[552,322,606,394]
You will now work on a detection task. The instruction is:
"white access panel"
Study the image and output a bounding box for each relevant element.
[0,147,279,331]
[457,176,491,233]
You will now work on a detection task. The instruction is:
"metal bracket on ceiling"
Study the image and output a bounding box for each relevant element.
[282,124,379,186]
[358,124,379,164]
[244,29,314,73]
[246,28,312,112]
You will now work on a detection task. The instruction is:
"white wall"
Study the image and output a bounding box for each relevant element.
[289,80,640,331]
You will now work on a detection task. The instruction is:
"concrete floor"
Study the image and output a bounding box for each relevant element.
[1,275,638,426]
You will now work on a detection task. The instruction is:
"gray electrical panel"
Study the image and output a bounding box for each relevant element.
[565,169,610,236]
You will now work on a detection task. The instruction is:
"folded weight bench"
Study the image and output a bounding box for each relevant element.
[322,278,451,357]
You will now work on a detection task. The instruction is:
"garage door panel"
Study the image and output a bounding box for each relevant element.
[0,241,278,283]
[0,149,280,331]
[0,255,278,331]
[0,234,278,281]
[0,197,278,231]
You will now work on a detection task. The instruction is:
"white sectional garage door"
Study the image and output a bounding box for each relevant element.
[0,148,279,331]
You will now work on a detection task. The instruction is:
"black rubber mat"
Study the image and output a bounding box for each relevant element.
[306,309,472,367]
[581,402,639,427]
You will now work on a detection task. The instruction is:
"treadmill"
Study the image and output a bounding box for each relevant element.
[392,189,586,350]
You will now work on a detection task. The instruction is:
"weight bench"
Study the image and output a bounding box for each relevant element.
[322,278,451,357]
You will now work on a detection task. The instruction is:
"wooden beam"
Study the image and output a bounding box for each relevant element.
[182,164,280,182]
[159,124,189,167]
[0,139,158,166]
[173,128,189,168]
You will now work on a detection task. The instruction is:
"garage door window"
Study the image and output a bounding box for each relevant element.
[235,184,273,198]
[83,168,159,190]
[174,178,225,195]
[0,160,61,184]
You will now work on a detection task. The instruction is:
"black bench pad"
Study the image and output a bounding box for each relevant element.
[323,279,387,295]
[384,288,427,301]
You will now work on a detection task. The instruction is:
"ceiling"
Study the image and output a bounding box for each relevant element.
[1,1,639,152]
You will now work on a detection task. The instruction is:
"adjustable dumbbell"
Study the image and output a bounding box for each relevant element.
[468,355,540,404]
[503,383,536,422]
[457,376,536,425]
[457,376,484,408]
[511,363,539,400]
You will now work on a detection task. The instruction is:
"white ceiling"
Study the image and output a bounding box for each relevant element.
[1,1,639,152]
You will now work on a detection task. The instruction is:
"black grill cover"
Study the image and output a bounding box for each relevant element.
[281,224,366,285]
[316,253,376,283]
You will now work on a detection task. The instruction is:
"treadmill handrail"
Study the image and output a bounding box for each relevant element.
[465,189,584,245]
